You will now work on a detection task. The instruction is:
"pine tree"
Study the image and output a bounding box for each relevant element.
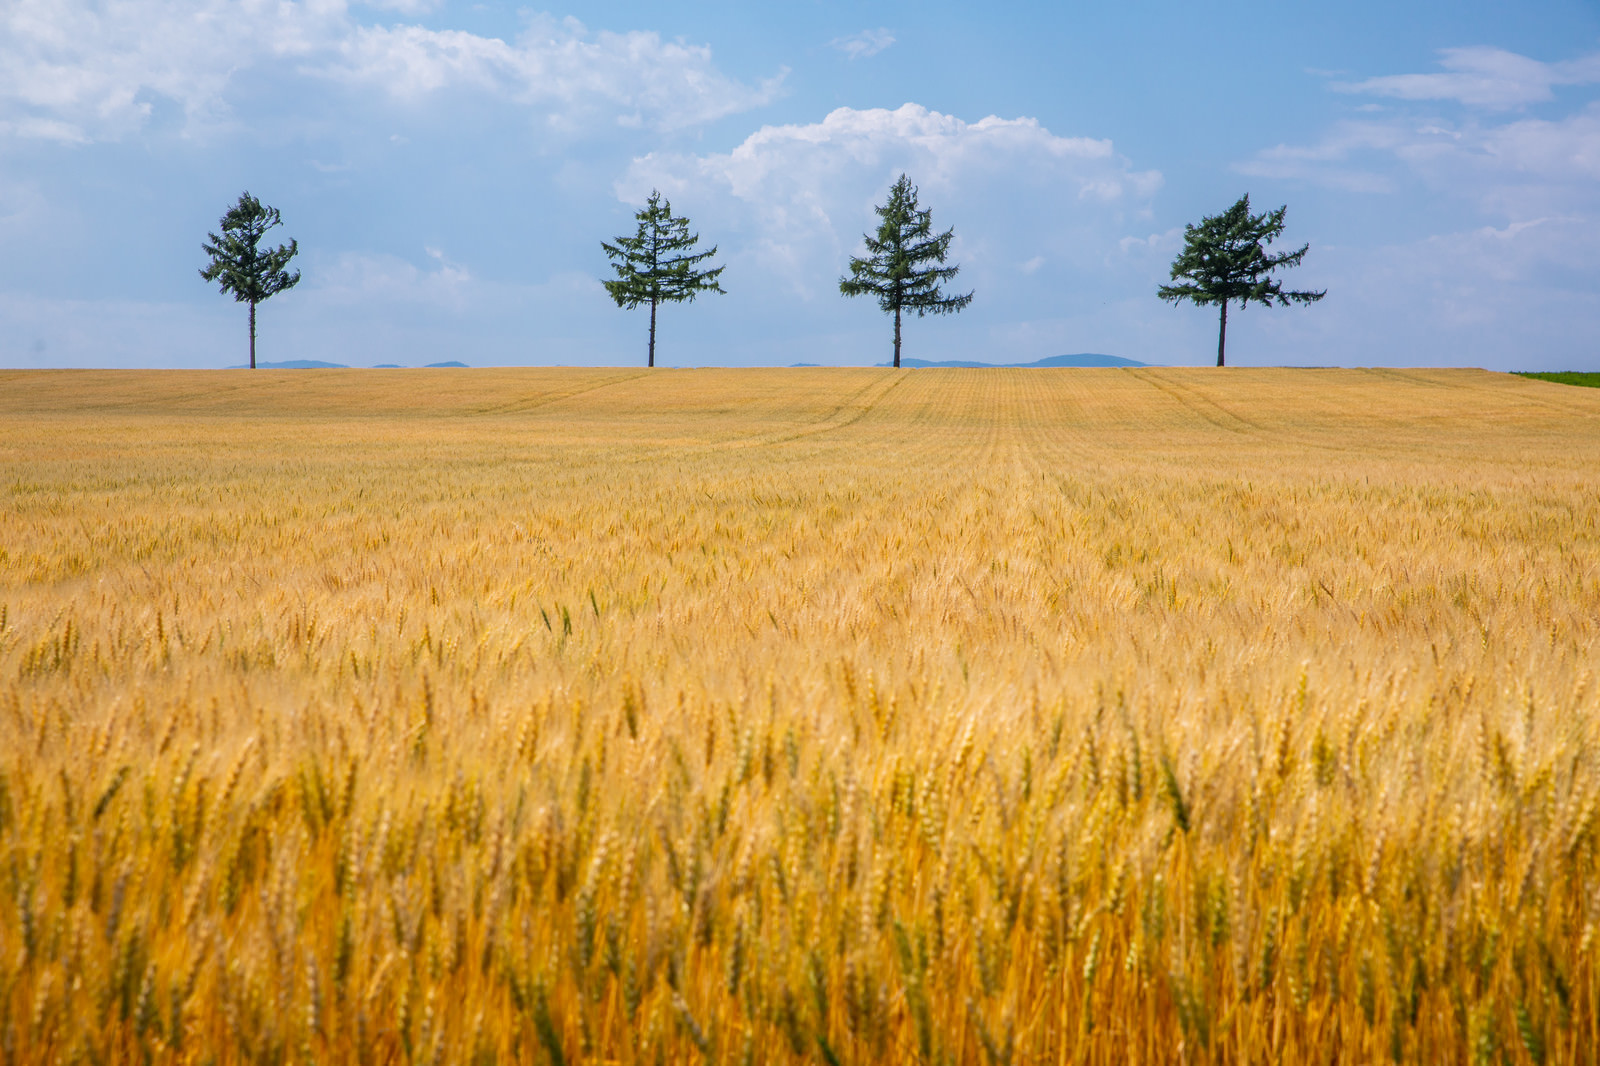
[602,191,726,367]
[840,174,973,368]
[199,192,301,369]
[1158,194,1324,367]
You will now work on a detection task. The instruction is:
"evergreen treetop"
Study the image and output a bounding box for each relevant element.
[1158,194,1324,366]
[840,174,973,368]
[199,192,301,369]
[602,190,725,367]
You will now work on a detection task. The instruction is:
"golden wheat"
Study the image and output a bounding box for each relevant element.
[1,366,1598,1064]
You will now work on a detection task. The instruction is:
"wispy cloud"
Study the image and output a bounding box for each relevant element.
[1239,104,1600,214]
[1227,51,1600,368]
[328,16,787,131]
[1246,48,1600,215]
[1118,229,1182,256]
[355,0,447,14]
[1236,120,1415,192]
[830,28,895,60]
[0,176,48,232]
[1333,46,1600,110]
[312,246,474,309]
[1252,215,1600,368]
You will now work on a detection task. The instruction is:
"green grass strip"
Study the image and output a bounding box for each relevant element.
[1514,371,1600,388]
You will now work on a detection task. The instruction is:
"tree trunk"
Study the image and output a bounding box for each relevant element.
[648,296,657,368]
[1216,302,1227,368]
[249,299,257,370]
[893,305,902,369]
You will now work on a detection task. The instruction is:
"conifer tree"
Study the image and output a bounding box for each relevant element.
[199,192,301,369]
[602,191,725,367]
[840,174,973,368]
[1158,194,1324,367]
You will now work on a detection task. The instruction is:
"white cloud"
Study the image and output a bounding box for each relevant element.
[619,105,1161,302]
[623,103,1158,214]
[333,24,511,98]
[312,247,474,309]
[1237,215,1600,368]
[1333,46,1600,110]
[1242,51,1600,211]
[1224,49,1600,369]
[1239,104,1600,215]
[424,245,471,285]
[0,1,782,142]
[1237,120,1416,192]
[356,0,446,13]
[1357,217,1594,302]
[1118,228,1182,256]
[328,16,785,130]
[1476,107,1600,183]
[830,29,895,60]
[0,0,335,142]
[0,117,91,144]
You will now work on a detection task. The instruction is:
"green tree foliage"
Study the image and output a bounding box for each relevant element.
[602,190,726,368]
[840,175,973,368]
[199,192,301,369]
[1158,194,1324,367]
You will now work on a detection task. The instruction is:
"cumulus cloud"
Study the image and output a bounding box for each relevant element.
[615,103,1163,338]
[0,0,334,142]
[830,29,895,60]
[0,0,781,142]
[623,104,1159,203]
[1333,47,1600,110]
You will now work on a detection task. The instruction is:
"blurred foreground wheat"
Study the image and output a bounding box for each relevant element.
[2,367,1599,1064]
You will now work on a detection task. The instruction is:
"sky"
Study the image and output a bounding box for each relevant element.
[2,0,1598,370]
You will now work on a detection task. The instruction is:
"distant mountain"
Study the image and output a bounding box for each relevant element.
[1021,353,1146,368]
[228,359,348,369]
[879,353,1146,368]
[373,363,404,368]
[426,361,470,368]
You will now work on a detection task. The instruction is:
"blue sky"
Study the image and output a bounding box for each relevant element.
[2,0,1598,369]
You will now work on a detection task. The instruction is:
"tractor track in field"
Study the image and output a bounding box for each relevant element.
[1126,369,1268,436]
[1363,368,1600,420]
[713,369,912,450]
[469,370,653,416]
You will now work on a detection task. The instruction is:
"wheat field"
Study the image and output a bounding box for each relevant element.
[2,367,1598,1064]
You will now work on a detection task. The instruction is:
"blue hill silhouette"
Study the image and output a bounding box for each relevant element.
[227,359,347,369]
[876,353,1146,368]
